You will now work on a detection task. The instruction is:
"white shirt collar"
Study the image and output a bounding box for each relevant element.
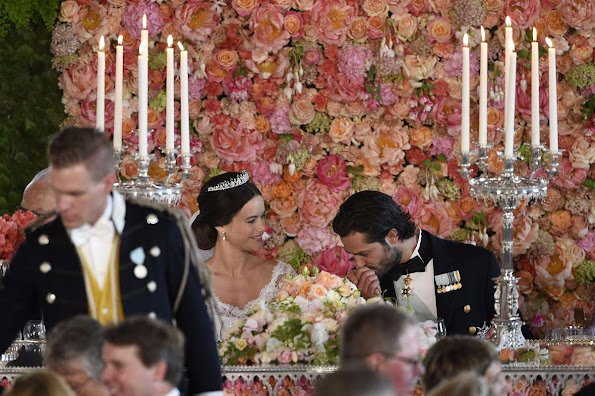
[67,191,126,246]
[408,228,423,261]
[111,190,126,235]
[164,389,180,396]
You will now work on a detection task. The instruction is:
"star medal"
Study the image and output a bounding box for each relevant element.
[399,273,413,298]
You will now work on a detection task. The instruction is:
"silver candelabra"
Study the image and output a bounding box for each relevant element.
[459,143,561,349]
[114,145,193,206]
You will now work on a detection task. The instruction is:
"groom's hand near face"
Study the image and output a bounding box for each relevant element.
[347,266,381,299]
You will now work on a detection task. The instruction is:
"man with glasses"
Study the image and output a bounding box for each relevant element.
[340,304,425,395]
[45,316,108,396]
[0,127,222,395]
[20,168,57,221]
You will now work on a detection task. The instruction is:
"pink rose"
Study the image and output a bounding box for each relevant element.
[284,11,304,38]
[60,61,97,101]
[407,0,430,16]
[60,0,79,22]
[315,155,351,191]
[293,0,315,11]
[503,0,540,29]
[301,179,345,228]
[251,5,290,54]
[296,225,341,255]
[314,247,355,277]
[310,0,356,45]
[175,3,219,43]
[210,119,266,163]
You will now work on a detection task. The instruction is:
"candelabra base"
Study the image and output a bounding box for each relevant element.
[490,270,527,350]
[114,182,181,207]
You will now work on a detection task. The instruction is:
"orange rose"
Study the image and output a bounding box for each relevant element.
[205,61,227,83]
[284,13,303,37]
[149,69,165,86]
[348,16,368,41]
[147,108,163,130]
[426,17,452,43]
[544,10,567,36]
[121,119,135,139]
[329,117,355,144]
[550,209,572,231]
[272,181,293,199]
[119,29,136,49]
[362,0,389,17]
[213,49,238,70]
[254,115,270,133]
[289,98,315,125]
[558,292,577,310]
[487,150,504,174]
[367,16,384,38]
[270,197,298,218]
[533,18,548,41]
[396,15,417,40]
[280,212,301,236]
[460,196,476,216]
[486,107,504,129]
[283,167,302,182]
[301,158,317,177]
[231,0,258,16]
[409,126,432,148]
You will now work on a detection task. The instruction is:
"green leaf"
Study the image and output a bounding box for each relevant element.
[582,179,595,190]
[517,49,529,59]
[436,154,447,162]
[422,159,432,167]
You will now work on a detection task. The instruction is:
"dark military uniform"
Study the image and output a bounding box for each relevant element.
[381,230,501,336]
[0,199,222,395]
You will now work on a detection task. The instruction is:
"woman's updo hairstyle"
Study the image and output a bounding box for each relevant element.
[192,171,261,250]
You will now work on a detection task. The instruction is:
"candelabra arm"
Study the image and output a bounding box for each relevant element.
[477,145,490,175]
[181,155,192,182]
[114,149,123,184]
[136,155,150,186]
[547,150,562,178]
[164,150,178,185]
[458,152,471,180]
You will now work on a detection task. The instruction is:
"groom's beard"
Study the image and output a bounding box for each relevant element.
[376,244,403,278]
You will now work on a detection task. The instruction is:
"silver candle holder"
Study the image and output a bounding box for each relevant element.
[459,143,561,349]
[114,143,194,207]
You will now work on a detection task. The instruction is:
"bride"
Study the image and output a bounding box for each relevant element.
[191,171,295,340]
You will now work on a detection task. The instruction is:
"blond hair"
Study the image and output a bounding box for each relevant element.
[4,370,75,396]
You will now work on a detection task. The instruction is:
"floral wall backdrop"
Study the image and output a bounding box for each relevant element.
[52,0,594,336]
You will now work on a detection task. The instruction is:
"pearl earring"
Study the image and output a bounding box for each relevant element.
[222,231,226,241]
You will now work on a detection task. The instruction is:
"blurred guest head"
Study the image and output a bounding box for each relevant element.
[192,171,265,252]
[423,335,502,393]
[4,370,75,396]
[314,365,394,396]
[45,316,108,396]
[333,191,416,275]
[101,316,185,396]
[340,304,423,395]
[47,127,115,229]
[20,168,56,220]
[426,371,499,396]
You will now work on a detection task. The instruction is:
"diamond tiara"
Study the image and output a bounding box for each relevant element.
[207,170,250,192]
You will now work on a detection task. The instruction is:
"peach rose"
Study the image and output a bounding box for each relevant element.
[549,209,572,231]
[367,16,385,39]
[60,0,79,22]
[147,108,164,130]
[270,197,298,218]
[289,98,315,125]
[426,17,452,43]
[348,16,368,41]
[280,212,301,236]
[484,0,503,12]
[213,49,238,71]
[544,10,567,36]
[60,62,97,101]
[231,0,258,16]
[302,24,318,42]
[362,0,389,17]
[408,0,429,15]
[273,0,293,10]
[120,156,138,179]
[329,117,355,144]
[403,55,437,81]
[542,188,564,211]
[395,14,417,40]
[284,12,303,38]
[293,0,315,11]
[486,107,504,129]
[409,126,432,148]
[272,181,293,199]
[254,115,270,133]
[308,283,329,300]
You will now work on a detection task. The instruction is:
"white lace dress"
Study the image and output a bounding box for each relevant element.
[209,260,295,341]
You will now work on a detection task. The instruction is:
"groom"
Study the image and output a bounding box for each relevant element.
[333,191,501,336]
[0,127,222,395]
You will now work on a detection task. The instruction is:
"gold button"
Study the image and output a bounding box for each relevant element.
[38,234,49,245]
[464,305,471,313]
[46,293,56,304]
[468,326,477,335]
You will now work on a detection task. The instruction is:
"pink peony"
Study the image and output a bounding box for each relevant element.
[296,225,341,256]
[313,247,354,277]
[337,45,373,81]
[123,2,164,40]
[60,61,97,102]
[552,158,587,189]
[433,96,462,136]
[503,0,540,29]
[251,161,282,185]
[250,5,290,54]
[315,155,351,191]
[325,73,366,103]
[393,186,425,219]
[557,0,594,30]
[210,119,266,163]
[301,179,345,228]
[310,0,357,45]
[175,3,220,43]
[417,201,454,238]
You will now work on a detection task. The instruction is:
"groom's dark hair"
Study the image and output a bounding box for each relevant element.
[333,190,416,244]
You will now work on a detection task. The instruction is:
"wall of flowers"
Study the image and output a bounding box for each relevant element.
[50,0,594,336]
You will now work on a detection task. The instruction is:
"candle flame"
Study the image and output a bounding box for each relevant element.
[168,35,173,48]
[177,42,184,51]
[99,36,104,51]
[142,14,147,29]
[505,16,511,27]
[545,37,553,48]
[480,26,485,42]
[118,35,123,45]
[463,33,468,47]
[533,27,537,42]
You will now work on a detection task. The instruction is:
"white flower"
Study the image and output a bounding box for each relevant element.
[310,323,329,346]
[266,337,282,352]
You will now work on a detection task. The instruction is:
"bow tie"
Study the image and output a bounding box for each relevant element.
[70,217,114,246]
[385,255,427,280]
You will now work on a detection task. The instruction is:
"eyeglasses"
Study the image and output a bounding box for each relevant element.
[382,352,423,368]
[16,205,55,219]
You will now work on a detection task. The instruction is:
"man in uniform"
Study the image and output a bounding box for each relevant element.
[0,127,222,395]
[333,190,501,336]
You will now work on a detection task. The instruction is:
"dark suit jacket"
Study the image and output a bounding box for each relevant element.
[426,231,501,336]
[0,200,222,394]
[380,230,501,336]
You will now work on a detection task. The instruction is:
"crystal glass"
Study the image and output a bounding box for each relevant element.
[23,320,46,342]
[436,318,447,339]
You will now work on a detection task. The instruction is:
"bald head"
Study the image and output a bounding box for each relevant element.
[21,169,56,217]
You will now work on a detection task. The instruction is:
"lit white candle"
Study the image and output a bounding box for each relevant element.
[479,26,488,147]
[138,43,148,157]
[114,35,123,150]
[461,33,470,154]
[141,14,148,55]
[504,16,512,132]
[504,46,517,158]
[531,28,539,148]
[178,42,190,156]
[96,36,105,132]
[166,35,174,152]
[546,37,558,154]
